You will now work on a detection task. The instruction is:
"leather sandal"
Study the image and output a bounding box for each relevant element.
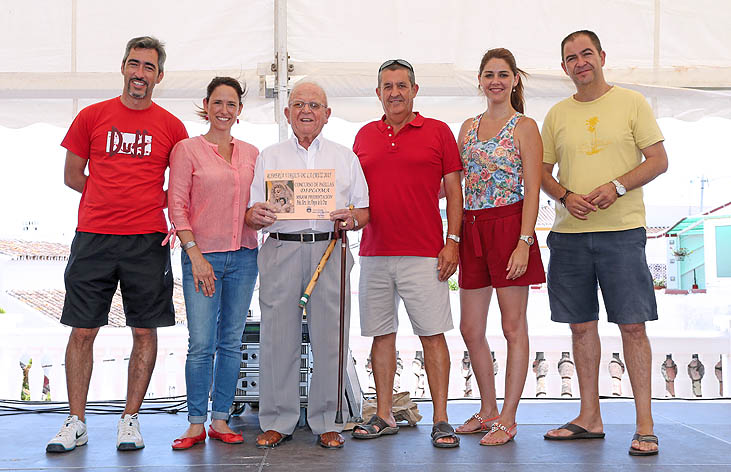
[629,433,659,456]
[352,415,399,439]
[256,430,292,449]
[431,421,460,448]
[455,413,500,434]
[317,431,345,449]
[544,422,605,440]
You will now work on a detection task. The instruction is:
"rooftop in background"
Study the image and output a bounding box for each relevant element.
[0,240,70,261]
[8,279,188,327]
[664,201,731,236]
[536,204,669,236]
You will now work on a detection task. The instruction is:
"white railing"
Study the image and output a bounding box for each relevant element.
[2,323,728,403]
[348,330,730,401]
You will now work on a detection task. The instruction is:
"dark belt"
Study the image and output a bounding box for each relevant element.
[269,232,336,242]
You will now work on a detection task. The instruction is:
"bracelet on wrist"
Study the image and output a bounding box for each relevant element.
[182,240,197,252]
[559,189,573,207]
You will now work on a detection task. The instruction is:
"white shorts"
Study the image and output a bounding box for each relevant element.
[358,256,453,337]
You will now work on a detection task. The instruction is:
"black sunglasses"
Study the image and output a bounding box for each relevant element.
[378,59,414,73]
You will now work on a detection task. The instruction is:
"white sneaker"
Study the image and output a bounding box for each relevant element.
[46,415,88,453]
[117,413,145,450]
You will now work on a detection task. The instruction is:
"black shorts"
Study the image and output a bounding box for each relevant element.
[61,232,175,328]
[546,228,658,325]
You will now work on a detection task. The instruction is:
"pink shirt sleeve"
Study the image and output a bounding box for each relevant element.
[168,136,259,253]
[168,139,195,233]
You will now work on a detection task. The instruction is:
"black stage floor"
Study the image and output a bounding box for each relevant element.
[2,399,730,472]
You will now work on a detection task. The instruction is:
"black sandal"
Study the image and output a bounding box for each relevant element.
[629,433,659,456]
[351,415,399,439]
[431,421,460,448]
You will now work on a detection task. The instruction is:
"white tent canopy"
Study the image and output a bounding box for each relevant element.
[2,0,731,128]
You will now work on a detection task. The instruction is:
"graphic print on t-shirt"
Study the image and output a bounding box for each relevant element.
[580,116,608,156]
[106,126,152,158]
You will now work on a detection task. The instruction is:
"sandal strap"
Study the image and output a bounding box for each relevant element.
[489,422,515,435]
[355,415,389,434]
[432,421,456,436]
[464,412,489,426]
[431,421,459,442]
[632,433,658,444]
[472,413,486,425]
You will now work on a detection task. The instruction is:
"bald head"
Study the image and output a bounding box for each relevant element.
[289,80,328,105]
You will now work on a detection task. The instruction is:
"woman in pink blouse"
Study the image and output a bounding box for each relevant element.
[168,77,259,449]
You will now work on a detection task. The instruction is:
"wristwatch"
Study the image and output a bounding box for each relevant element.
[447,234,461,244]
[182,240,197,251]
[612,179,626,197]
[519,235,534,246]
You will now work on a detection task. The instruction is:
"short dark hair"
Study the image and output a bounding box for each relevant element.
[196,76,247,119]
[560,30,603,61]
[122,36,167,73]
[378,59,415,87]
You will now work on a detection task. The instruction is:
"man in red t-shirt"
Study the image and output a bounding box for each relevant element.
[351,59,464,447]
[46,36,188,454]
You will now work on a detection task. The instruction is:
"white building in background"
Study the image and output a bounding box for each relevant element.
[662,202,731,292]
[0,229,728,402]
[0,240,68,293]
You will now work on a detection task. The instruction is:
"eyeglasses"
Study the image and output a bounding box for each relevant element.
[289,101,327,111]
[378,59,414,73]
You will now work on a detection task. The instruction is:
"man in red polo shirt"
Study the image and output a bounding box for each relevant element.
[352,59,463,447]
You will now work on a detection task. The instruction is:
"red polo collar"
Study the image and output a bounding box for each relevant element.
[376,112,424,132]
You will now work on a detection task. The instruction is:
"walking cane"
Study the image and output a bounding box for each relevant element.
[298,238,337,308]
[335,225,348,424]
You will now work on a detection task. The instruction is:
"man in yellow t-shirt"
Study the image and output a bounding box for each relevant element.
[541,30,668,457]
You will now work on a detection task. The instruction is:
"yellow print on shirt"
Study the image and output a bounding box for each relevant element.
[580,116,609,156]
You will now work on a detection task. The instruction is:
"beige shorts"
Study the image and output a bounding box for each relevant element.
[358,256,453,337]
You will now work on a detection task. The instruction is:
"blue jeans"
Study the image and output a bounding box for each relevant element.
[182,247,258,423]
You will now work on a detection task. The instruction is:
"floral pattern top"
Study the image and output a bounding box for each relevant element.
[461,112,524,210]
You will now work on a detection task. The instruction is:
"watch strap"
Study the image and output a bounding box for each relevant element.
[519,235,534,246]
[612,179,626,196]
[559,189,573,207]
[447,234,460,244]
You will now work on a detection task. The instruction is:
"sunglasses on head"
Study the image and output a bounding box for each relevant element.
[378,59,414,73]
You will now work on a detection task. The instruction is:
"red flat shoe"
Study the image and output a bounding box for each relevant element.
[208,426,244,444]
[172,431,206,450]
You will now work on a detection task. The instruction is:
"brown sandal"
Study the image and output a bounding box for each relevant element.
[256,430,292,449]
[318,431,345,449]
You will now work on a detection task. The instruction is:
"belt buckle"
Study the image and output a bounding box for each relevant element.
[302,233,314,244]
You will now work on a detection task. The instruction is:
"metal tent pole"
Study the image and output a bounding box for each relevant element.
[274,0,289,142]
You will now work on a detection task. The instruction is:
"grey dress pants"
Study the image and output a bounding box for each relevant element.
[257,236,352,435]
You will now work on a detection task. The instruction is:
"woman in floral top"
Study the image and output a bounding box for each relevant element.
[454,48,545,446]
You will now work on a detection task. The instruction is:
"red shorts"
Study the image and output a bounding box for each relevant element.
[458,200,545,289]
